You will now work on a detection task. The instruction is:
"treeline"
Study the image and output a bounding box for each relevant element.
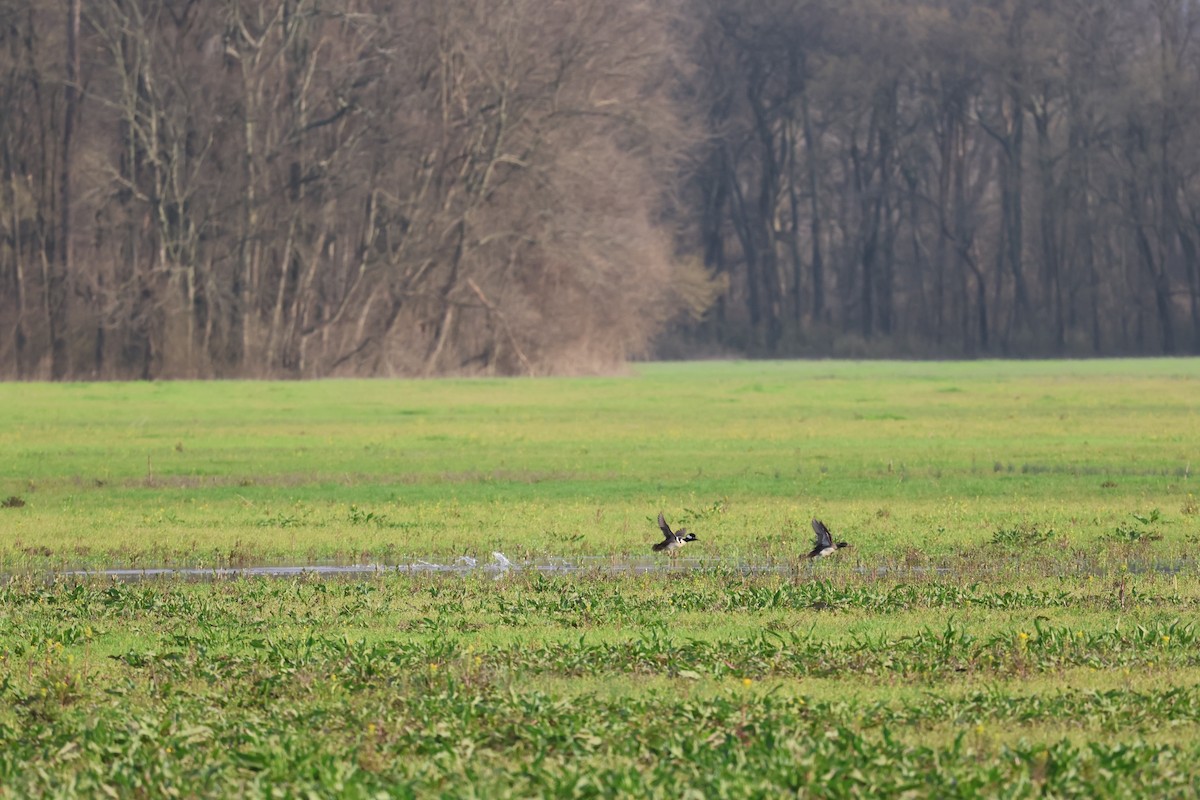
[686,0,1200,359]
[0,0,693,378]
[2,0,1199,379]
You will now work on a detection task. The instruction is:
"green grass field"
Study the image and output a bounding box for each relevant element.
[2,359,1199,796]
[1,359,1197,568]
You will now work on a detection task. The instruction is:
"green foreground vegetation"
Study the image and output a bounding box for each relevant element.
[2,359,1200,796]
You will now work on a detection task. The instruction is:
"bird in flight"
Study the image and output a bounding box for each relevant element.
[652,511,698,553]
[808,518,850,559]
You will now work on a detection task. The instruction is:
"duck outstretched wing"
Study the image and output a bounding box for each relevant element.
[811,519,832,549]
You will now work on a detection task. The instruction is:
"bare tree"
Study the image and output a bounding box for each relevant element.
[684,0,1200,358]
[6,0,1200,377]
[0,2,68,378]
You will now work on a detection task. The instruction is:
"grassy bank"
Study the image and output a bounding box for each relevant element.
[0,359,1197,568]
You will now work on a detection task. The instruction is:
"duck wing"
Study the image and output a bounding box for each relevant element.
[811,519,833,549]
[657,512,674,538]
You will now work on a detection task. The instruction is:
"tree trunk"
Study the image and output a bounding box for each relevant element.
[51,0,81,380]
[800,91,826,326]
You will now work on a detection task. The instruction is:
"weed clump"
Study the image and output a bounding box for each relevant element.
[1,495,25,508]
[991,523,1056,548]
[349,504,388,527]
[1182,495,1198,516]
[1106,510,1165,543]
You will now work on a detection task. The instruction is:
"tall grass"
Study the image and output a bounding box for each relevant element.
[3,571,1200,797]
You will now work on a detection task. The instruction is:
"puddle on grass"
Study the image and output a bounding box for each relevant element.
[47,554,771,583]
[14,552,1196,583]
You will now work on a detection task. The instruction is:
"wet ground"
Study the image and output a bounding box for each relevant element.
[48,554,765,582]
[12,551,1194,582]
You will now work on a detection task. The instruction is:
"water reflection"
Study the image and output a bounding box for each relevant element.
[51,553,716,582]
[11,552,1195,583]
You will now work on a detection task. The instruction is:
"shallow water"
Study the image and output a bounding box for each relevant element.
[12,551,1194,583]
[47,553,762,582]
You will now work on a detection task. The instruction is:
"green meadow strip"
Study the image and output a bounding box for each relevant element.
[3,361,1200,795]
[1,359,1199,567]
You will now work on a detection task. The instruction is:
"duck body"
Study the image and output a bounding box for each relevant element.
[653,512,698,553]
[807,518,850,559]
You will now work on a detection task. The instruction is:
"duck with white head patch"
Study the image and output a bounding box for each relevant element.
[808,518,850,559]
[652,511,698,553]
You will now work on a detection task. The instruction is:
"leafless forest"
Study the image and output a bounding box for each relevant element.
[2,0,1200,378]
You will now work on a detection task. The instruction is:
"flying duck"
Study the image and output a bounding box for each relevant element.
[808,518,850,559]
[652,511,698,553]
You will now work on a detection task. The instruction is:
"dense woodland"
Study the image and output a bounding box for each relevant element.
[2,0,1200,378]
